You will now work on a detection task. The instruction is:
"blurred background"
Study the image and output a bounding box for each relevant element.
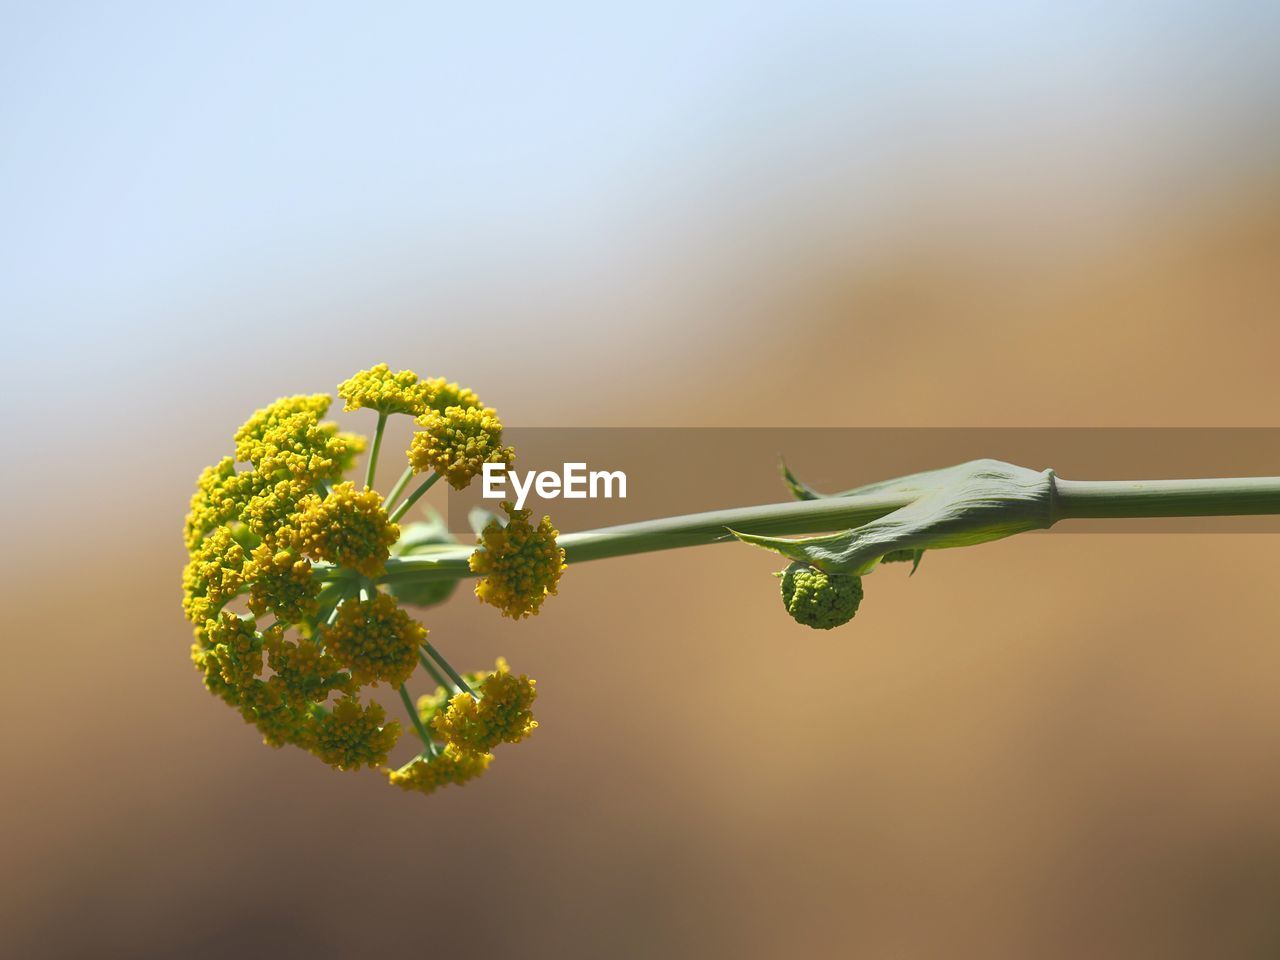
[3,2,1280,957]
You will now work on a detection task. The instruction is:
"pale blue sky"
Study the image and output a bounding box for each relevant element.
[1,2,1277,446]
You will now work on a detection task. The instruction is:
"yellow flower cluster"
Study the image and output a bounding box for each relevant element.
[430,658,538,752]
[184,457,255,550]
[408,405,513,490]
[338,363,430,416]
[189,615,375,764]
[234,394,357,483]
[414,668,485,721]
[419,377,481,414]
[386,744,493,796]
[264,631,353,706]
[246,542,319,624]
[182,527,249,624]
[469,502,566,619]
[398,657,539,794]
[324,593,424,687]
[311,698,401,771]
[293,482,399,577]
[191,612,263,702]
[184,366,559,797]
[240,475,313,542]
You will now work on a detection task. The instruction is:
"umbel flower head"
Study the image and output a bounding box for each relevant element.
[469,502,566,619]
[430,658,538,752]
[183,366,561,797]
[778,561,863,629]
[246,542,320,625]
[294,481,399,578]
[325,593,424,687]
[338,363,430,416]
[311,697,401,771]
[408,404,513,490]
[234,394,357,484]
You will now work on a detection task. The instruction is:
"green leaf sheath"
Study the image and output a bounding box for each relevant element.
[739,460,1055,574]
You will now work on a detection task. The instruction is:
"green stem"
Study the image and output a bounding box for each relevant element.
[379,488,916,583]
[418,650,454,692]
[423,641,477,700]
[364,412,387,491]
[375,474,1280,587]
[386,466,414,509]
[1051,477,1280,520]
[388,472,441,524]
[398,684,439,757]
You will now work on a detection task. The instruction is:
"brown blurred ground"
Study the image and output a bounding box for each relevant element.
[4,156,1280,960]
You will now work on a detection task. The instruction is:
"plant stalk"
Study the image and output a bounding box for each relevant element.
[388,472,441,524]
[376,475,1280,586]
[398,683,439,757]
[364,412,387,491]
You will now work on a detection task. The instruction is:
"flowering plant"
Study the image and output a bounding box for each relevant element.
[184,365,557,795]
[186,365,1280,796]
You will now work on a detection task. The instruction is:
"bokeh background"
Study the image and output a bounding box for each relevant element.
[3,3,1280,957]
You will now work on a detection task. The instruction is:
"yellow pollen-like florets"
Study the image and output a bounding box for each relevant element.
[240,475,313,542]
[324,593,424,687]
[234,394,331,449]
[184,457,256,550]
[431,658,538,752]
[469,502,566,619]
[338,363,429,416]
[202,613,264,689]
[263,630,353,705]
[238,679,317,749]
[183,374,562,796]
[294,481,399,577]
[418,377,482,414]
[310,697,401,771]
[182,527,250,624]
[234,394,353,485]
[407,405,513,490]
[385,744,492,795]
[191,613,264,706]
[246,542,320,624]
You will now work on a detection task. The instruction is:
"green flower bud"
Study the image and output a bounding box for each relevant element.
[778,561,862,630]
